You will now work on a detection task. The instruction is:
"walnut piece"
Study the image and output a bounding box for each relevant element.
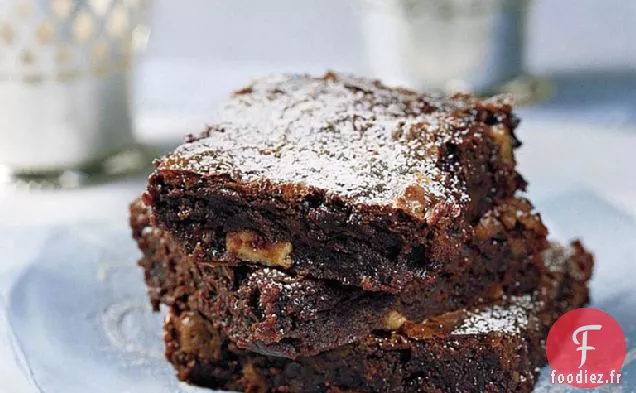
[401,310,465,340]
[489,124,514,165]
[226,231,293,268]
[393,183,435,217]
[237,362,268,392]
[176,312,222,360]
[385,310,407,330]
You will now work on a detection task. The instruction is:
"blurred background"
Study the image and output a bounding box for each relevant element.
[138,0,636,141]
[146,0,636,70]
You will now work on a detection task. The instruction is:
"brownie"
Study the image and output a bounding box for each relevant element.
[145,72,529,293]
[163,242,593,393]
[131,196,548,358]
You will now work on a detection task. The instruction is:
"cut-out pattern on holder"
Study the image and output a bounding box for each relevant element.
[0,0,150,83]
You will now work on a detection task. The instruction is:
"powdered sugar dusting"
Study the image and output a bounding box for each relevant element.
[160,73,512,210]
[451,240,580,336]
[246,267,319,319]
[542,242,573,273]
[452,295,535,335]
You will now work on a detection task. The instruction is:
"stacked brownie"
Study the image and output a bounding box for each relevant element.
[130,73,594,392]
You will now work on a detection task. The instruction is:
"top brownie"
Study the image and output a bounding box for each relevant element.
[147,72,529,292]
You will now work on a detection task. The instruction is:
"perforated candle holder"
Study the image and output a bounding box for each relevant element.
[0,0,152,188]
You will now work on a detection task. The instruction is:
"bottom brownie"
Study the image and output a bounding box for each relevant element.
[163,242,593,393]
